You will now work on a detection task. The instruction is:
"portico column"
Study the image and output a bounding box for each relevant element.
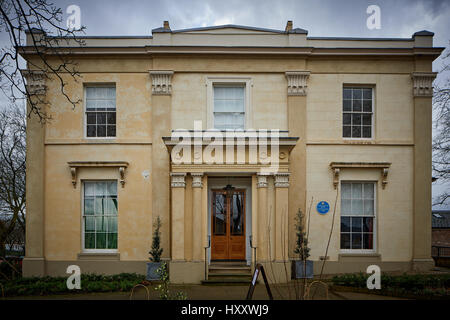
[150,70,174,258]
[170,172,186,261]
[285,71,309,258]
[257,173,269,261]
[411,72,437,271]
[191,173,203,261]
[274,173,290,261]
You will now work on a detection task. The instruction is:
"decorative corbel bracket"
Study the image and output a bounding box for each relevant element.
[329,162,391,190]
[68,161,129,188]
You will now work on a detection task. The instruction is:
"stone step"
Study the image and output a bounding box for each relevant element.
[201,279,255,286]
[208,273,252,280]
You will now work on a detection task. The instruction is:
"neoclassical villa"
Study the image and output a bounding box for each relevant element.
[21,21,443,283]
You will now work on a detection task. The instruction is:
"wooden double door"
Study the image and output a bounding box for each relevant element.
[211,189,246,261]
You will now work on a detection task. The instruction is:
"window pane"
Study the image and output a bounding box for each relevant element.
[85,217,95,232]
[352,233,362,249]
[96,233,107,249]
[96,216,107,232]
[85,233,95,249]
[97,112,106,124]
[341,233,351,249]
[341,199,352,214]
[363,217,374,232]
[343,113,351,125]
[95,198,104,215]
[341,183,352,199]
[352,183,362,198]
[351,217,362,232]
[107,233,118,249]
[107,112,116,125]
[107,182,117,196]
[351,200,363,215]
[343,100,352,111]
[364,200,374,215]
[107,125,116,137]
[363,100,372,112]
[84,198,94,215]
[363,233,373,249]
[352,88,362,99]
[363,88,372,99]
[107,217,117,233]
[341,217,351,232]
[105,197,118,215]
[87,113,96,124]
[97,125,106,137]
[87,125,96,137]
[343,126,351,137]
[362,126,372,138]
[343,88,352,99]
[352,113,361,125]
[362,114,371,125]
[352,99,362,112]
[363,183,374,199]
[85,182,95,196]
[352,126,361,138]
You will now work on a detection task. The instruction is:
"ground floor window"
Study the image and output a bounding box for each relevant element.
[83,181,118,250]
[340,182,375,251]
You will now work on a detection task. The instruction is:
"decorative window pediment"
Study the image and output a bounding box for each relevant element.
[329,162,391,189]
[68,161,129,188]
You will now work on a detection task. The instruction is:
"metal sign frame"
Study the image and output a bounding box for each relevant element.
[246,263,273,300]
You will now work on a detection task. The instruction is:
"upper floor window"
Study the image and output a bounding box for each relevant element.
[85,86,116,138]
[343,87,373,139]
[213,85,245,130]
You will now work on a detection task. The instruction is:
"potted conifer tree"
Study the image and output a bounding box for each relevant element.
[147,216,164,281]
[292,209,313,279]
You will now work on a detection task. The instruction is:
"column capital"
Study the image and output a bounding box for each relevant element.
[191,172,204,188]
[411,72,437,97]
[274,172,290,188]
[170,172,186,188]
[256,173,269,188]
[149,70,174,95]
[285,71,310,96]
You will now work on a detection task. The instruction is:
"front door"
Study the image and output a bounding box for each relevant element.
[211,189,246,260]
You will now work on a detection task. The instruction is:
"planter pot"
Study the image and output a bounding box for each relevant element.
[146,262,164,281]
[292,260,314,279]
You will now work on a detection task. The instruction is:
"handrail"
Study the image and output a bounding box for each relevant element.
[204,235,211,281]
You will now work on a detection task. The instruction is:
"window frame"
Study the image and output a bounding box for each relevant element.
[206,77,253,130]
[340,181,377,254]
[84,83,117,140]
[81,180,118,253]
[342,85,375,141]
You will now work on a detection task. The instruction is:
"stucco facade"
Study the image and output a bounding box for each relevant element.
[21,22,443,283]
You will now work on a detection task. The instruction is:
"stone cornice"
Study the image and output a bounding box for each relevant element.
[256,173,269,188]
[411,72,437,97]
[149,70,173,95]
[67,161,129,188]
[285,71,310,96]
[329,162,391,189]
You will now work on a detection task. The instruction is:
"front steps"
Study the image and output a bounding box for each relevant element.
[201,262,254,285]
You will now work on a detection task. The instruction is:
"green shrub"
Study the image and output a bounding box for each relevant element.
[0,273,145,297]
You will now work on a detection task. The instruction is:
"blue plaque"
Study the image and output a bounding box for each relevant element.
[316,201,330,214]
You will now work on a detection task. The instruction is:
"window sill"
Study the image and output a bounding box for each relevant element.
[77,252,120,261]
[338,253,381,262]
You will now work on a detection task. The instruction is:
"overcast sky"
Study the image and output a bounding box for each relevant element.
[1,0,450,208]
